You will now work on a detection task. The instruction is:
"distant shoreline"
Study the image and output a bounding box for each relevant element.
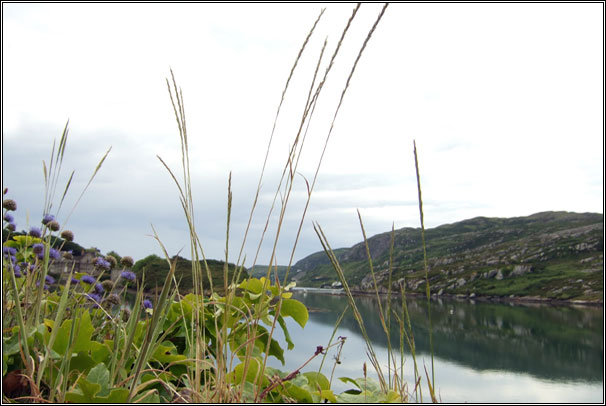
[291,287,603,307]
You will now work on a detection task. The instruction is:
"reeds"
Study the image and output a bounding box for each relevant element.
[313,140,438,402]
[153,3,393,403]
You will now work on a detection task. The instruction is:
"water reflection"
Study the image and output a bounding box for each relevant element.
[294,291,604,383]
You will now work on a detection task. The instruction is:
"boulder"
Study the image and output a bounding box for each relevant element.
[511,264,532,277]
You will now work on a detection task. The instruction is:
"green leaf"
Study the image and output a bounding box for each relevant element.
[355,377,381,393]
[303,371,330,391]
[69,351,97,373]
[89,341,111,364]
[73,376,101,401]
[87,363,110,396]
[314,389,338,404]
[335,391,364,403]
[9,235,42,248]
[277,315,294,350]
[51,310,94,356]
[338,376,361,390]
[65,384,129,404]
[280,298,308,328]
[239,277,263,294]
[284,382,313,403]
[3,332,21,357]
[227,358,269,386]
[151,341,187,364]
[103,388,130,403]
[254,325,284,364]
[381,390,404,403]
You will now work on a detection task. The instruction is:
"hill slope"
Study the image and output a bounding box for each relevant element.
[291,212,603,302]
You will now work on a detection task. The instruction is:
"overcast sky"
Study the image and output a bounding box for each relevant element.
[2,3,603,268]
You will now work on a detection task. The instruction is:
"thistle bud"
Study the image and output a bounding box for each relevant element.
[2,199,17,211]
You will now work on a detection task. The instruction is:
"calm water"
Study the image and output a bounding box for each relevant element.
[266,290,604,403]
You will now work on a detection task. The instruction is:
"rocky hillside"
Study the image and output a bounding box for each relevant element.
[291,212,603,303]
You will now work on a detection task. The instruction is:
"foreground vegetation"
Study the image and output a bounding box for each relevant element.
[2,4,446,403]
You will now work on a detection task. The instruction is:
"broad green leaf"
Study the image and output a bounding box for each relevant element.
[3,332,20,356]
[87,363,110,396]
[69,351,97,373]
[151,341,187,364]
[280,298,308,328]
[51,310,94,355]
[103,388,130,403]
[227,358,269,386]
[254,325,284,364]
[284,382,313,403]
[239,278,263,294]
[247,291,263,301]
[303,371,330,391]
[277,315,294,350]
[355,377,381,393]
[8,235,42,248]
[90,341,111,364]
[72,376,101,401]
[268,337,285,365]
[381,390,404,403]
[314,389,338,404]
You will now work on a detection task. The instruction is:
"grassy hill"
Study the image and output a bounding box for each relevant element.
[132,254,248,294]
[291,211,603,302]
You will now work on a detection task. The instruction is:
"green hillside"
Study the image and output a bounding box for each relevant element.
[291,211,603,302]
[132,254,248,294]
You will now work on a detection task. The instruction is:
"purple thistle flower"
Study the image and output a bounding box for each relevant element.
[36,281,50,290]
[143,299,153,309]
[49,248,60,260]
[81,275,96,284]
[120,271,136,282]
[14,268,22,278]
[71,278,80,284]
[29,227,42,238]
[4,213,14,223]
[6,223,16,232]
[45,275,56,285]
[32,243,44,255]
[93,257,111,271]
[3,246,17,256]
[42,214,55,225]
[94,283,104,294]
[86,293,101,307]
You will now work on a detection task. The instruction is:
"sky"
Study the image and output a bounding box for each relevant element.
[2,3,604,268]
